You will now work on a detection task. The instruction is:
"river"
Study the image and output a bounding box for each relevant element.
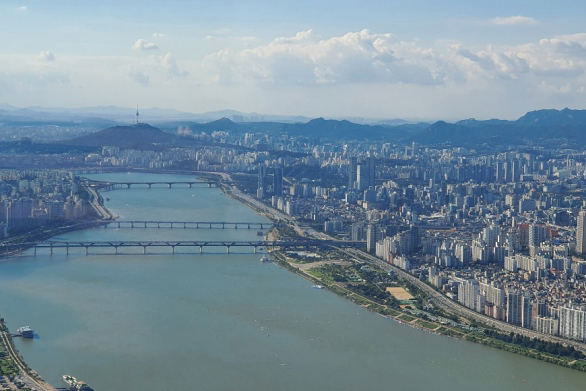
[0,172,584,390]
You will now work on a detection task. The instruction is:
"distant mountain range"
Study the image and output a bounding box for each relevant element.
[414,108,586,147]
[5,104,586,147]
[0,104,421,125]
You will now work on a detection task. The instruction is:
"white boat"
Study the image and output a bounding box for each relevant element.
[62,375,76,386]
[17,326,34,338]
[260,256,272,263]
[312,285,325,289]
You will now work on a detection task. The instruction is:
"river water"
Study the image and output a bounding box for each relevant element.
[0,172,584,390]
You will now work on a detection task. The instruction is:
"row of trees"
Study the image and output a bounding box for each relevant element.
[484,330,585,359]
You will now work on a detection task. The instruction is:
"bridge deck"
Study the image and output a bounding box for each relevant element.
[85,180,217,190]
[101,221,273,229]
[5,239,365,255]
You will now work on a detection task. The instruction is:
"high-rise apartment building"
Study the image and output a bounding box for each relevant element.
[348,157,357,188]
[257,164,267,199]
[577,210,586,255]
[273,167,283,196]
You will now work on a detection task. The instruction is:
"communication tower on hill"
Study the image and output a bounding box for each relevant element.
[135,104,140,124]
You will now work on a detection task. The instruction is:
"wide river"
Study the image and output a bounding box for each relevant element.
[0,172,585,390]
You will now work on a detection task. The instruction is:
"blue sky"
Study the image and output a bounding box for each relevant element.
[1,0,586,120]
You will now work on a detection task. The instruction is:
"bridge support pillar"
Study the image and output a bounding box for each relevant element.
[254,246,257,254]
[131,222,134,228]
[183,223,186,229]
[144,222,147,228]
[118,222,121,228]
[172,246,175,255]
[199,246,203,254]
[158,223,160,228]
[143,246,147,255]
[208,183,212,188]
[126,184,131,189]
[222,223,225,229]
[189,183,192,188]
[115,246,118,254]
[248,224,250,229]
[168,183,172,188]
[226,246,230,254]
[196,223,199,229]
[50,245,53,256]
[66,246,69,255]
[85,247,89,255]
[33,247,37,256]
[148,184,152,188]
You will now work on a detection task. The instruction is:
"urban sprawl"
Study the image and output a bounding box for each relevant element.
[4,126,586,346]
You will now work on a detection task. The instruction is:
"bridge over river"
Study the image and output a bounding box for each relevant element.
[100,221,274,229]
[85,180,218,191]
[24,240,364,255]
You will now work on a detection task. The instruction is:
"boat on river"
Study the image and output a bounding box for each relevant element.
[62,374,94,391]
[16,326,34,338]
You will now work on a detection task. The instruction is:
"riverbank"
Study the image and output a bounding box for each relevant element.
[2,169,584,390]
[0,329,56,391]
[0,179,115,390]
[208,171,586,373]
[269,248,586,372]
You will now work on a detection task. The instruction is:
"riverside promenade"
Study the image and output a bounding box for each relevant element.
[206,171,586,355]
[0,331,56,391]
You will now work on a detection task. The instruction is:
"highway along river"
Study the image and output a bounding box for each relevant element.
[0,172,585,390]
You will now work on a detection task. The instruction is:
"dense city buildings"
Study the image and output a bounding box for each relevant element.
[0,170,92,237]
[4,117,586,347]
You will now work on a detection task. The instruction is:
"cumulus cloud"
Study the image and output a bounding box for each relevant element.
[152,33,164,38]
[203,29,586,94]
[38,51,55,61]
[491,16,538,26]
[132,38,159,51]
[161,53,188,78]
[204,29,443,86]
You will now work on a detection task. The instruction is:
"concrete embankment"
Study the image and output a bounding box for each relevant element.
[82,182,114,220]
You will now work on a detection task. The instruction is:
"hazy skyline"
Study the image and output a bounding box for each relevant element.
[2,0,586,120]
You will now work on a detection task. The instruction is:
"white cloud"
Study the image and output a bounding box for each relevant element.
[2,30,586,120]
[491,16,538,26]
[203,29,586,96]
[38,51,55,61]
[152,33,164,38]
[16,5,28,12]
[204,29,444,86]
[160,53,188,78]
[132,38,159,51]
